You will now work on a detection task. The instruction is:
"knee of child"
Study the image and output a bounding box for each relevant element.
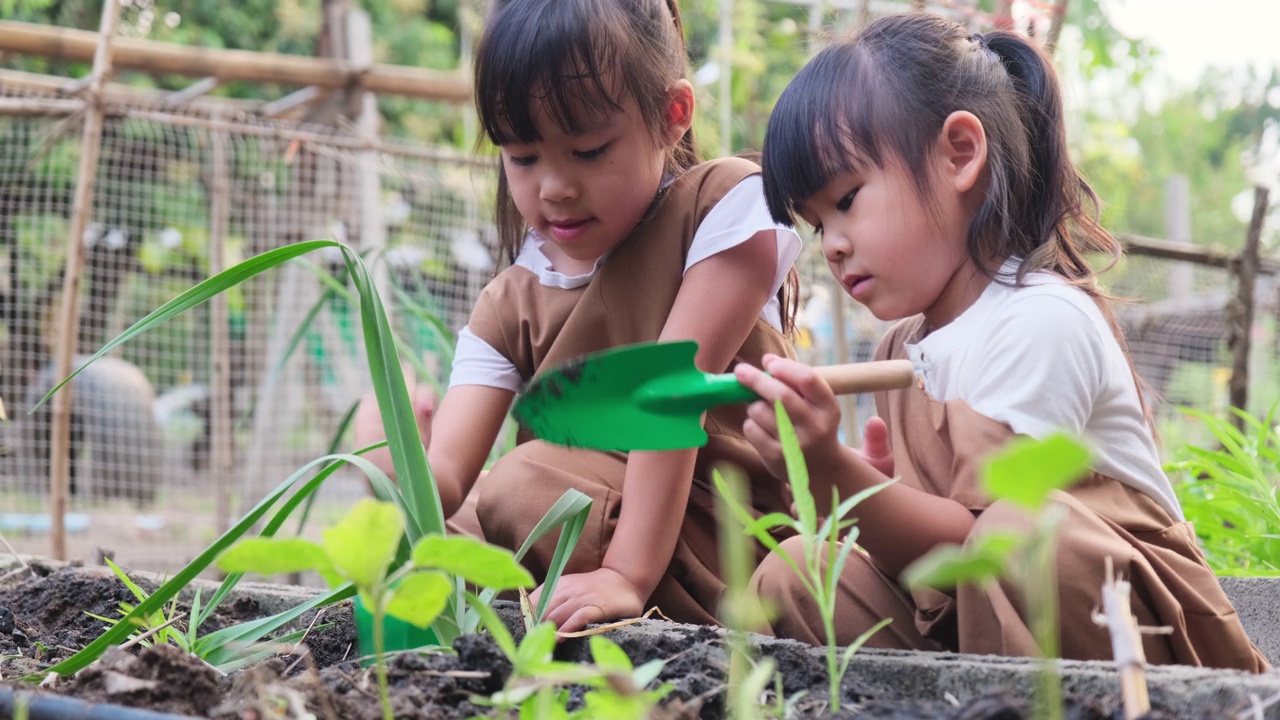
[969,498,1037,541]
[749,536,809,598]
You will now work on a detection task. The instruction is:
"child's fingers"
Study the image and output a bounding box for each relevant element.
[863,417,888,450]
[760,355,834,403]
[734,361,803,405]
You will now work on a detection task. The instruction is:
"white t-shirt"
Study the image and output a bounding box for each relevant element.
[450,175,802,392]
[904,259,1182,520]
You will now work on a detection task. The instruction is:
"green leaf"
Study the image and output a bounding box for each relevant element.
[103,559,149,604]
[514,622,559,674]
[322,499,405,590]
[465,591,517,660]
[42,450,362,679]
[982,434,1092,510]
[412,535,535,591]
[901,532,1022,591]
[33,240,340,412]
[216,538,331,577]
[588,636,633,673]
[776,401,817,534]
[386,572,453,629]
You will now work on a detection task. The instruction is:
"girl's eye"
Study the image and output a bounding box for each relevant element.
[835,189,859,212]
[574,143,609,160]
[507,154,537,167]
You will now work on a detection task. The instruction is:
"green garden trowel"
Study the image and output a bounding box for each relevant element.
[512,340,916,451]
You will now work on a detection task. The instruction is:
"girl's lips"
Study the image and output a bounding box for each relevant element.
[844,274,872,299]
[548,218,591,241]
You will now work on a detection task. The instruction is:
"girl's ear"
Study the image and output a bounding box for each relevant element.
[938,111,987,193]
[663,79,695,145]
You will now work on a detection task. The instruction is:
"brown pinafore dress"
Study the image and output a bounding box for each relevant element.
[755,317,1268,671]
[463,157,797,625]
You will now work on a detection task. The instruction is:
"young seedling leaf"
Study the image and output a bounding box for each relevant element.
[515,622,559,674]
[465,592,517,660]
[411,535,534,591]
[776,401,817,535]
[216,538,331,576]
[385,572,453,629]
[901,532,1022,591]
[322,499,405,589]
[982,433,1091,510]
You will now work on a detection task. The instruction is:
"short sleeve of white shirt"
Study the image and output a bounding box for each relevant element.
[685,175,802,328]
[962,293,1104,438]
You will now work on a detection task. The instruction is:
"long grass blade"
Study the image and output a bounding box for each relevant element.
[33,240,339,411]
[342,251,444,537]
[41,450,365,679]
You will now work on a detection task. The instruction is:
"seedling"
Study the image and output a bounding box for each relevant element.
[715,466,782,720]
[902,432,1092,720]
[714,400,893,714]
[467,595,671,719]
[217,498,534,720]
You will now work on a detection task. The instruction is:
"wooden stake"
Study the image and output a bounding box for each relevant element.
[1227,185,1269,430]
[1096,558,1150,720]
[209,128,233,535]
[48,0,121,562]
[1044,0,1070,55]
[828,277,861,445]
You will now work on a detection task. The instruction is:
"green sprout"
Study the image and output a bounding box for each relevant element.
[217,498,534,720]
[467,595,671,719]
[714,400,893,714]
[903,432,1093,720]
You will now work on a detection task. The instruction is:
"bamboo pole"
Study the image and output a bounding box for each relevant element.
[828,277,861,445]
[0,88,500,167]
[1227,186,1269,430]
[49,0,121,562]
[1044,0,1069,55]
[0,67,261,114]
[208,128,233,535]
[1121,233,1280,275]
[0,19,470,102]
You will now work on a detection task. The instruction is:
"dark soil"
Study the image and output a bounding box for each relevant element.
[0,564,1210,719]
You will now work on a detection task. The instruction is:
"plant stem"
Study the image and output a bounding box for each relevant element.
[373,605,393,720]
[822,605,841,713]
[1026,527,1063,720]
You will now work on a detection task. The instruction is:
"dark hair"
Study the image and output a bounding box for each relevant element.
[475,0,698,264]
[762,13,1152,423]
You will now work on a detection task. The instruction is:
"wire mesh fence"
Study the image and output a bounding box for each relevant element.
[0,77,496,571]
[0,73,1276,574]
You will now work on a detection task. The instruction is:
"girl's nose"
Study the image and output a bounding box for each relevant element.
[822,231,852,264]
[540,170,579,203]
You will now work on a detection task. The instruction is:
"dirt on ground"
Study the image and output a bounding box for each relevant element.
[0,563,1198,719]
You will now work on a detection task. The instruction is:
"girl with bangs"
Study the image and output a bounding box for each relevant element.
[735,13,1266,670]
[356,0,802,635]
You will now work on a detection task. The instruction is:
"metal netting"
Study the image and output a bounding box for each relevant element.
[0,78,496,569]
[0,74,1275,573]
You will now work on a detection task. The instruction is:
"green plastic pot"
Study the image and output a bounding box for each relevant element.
[353,595,440,666]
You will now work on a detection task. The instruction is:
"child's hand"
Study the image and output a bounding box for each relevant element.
[530,567,645,636]
[856,416,894,477]
[734,354,844,479]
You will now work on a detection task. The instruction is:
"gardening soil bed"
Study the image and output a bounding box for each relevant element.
[0,562,1263,719]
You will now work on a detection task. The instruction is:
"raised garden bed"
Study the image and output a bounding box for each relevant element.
[0,561,1275,719]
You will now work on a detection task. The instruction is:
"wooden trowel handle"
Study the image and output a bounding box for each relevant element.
[814,359,916,395]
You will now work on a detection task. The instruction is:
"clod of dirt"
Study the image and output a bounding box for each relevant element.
[63,644,221,715]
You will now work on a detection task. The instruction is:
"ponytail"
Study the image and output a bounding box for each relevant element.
[984,31,1156,427]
